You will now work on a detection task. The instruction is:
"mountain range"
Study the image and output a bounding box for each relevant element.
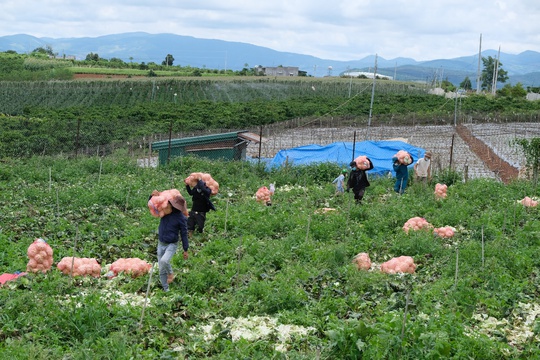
[1,32,540,87]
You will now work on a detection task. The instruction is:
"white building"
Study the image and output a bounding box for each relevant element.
[343,71,392,80]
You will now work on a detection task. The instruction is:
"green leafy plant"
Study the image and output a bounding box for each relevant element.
[513,137,540,185]
[1,156,540,359]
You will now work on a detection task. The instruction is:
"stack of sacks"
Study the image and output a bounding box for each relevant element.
[520,196,538,207]
[352,252,371,270]
[148,189,185,217]
[403,217,433,233]
[109,258,152,278]
[255,186,272,204]
[381,256,416,274]
[433,226,456,238]
[354,155,372,170]
[26,238,54,273]
[395,150,412,165]
[185,172,219,195]
[57,257,101,277]
[434,183,448,199]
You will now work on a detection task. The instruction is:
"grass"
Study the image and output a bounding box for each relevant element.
[69,66,195,77]
[1,155,540,359]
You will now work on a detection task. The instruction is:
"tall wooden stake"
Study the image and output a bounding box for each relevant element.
[224,198,230,233]
[454,248,459,289]
[70,225,79,286]
[400,287,411,357]
[352,130,357,162]
[481,226,485,268]
[305,215,311,242]
[449,134,455,170]
[139,263,155,330]
[98,159,102,185]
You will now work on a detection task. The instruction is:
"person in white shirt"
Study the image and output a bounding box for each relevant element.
[414,151,432,184]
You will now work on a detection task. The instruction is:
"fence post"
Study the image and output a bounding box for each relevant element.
[167,120,173,165]
[258,125,263,163]
[148,140,152,167]
[75,118,81,158]
[449,133,455,170]
[352,130,357,162]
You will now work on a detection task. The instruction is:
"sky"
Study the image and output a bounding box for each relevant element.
[1,0,539,61]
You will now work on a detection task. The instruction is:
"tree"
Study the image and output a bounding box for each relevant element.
[480,56,508,92]
[237,63,255,76]
[109,57,124,63]
[162,54,174,66]
[498,83,527,98]
[441,78,456,92]
[85,52,100,61]
[32,45,55,56]
[459,76,472,91]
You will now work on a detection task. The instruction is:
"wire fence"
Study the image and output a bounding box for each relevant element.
[120,120,537,182]
[4,114,540,181]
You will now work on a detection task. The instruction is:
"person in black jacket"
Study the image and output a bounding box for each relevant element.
[157,195,189,292]
[185,177,216,236]
[347,159,374,203]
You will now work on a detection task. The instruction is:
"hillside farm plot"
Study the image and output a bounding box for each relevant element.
[248,124,500,179]
[463,122,540,168]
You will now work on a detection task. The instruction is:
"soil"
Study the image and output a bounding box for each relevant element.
[456,124,519,184]
[72,74,144,79]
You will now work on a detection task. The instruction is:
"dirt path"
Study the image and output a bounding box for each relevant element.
[456,124,519,184]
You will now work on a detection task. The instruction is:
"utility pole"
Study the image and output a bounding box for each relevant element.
[476,33,482,94]
[454,91,458,126]
[492,46,501,95]
[367,54,378,140]
[347,66,353,98]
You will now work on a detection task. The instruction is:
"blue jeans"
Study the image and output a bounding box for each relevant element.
[157,241,178,291]
[394,177,408,194]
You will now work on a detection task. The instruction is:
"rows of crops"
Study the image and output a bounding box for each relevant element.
[0,78,429,114]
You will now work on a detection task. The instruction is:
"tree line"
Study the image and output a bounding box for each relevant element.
[0,46,298,80]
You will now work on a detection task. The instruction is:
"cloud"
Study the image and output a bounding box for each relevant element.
[0,0,538,61]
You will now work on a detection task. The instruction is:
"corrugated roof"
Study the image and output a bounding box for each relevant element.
[152,131,249,150]
[238,132,263,143]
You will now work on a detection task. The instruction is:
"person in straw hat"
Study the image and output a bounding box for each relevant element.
[157,194,189,292]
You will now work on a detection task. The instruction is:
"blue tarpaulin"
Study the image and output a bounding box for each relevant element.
[269,140,426,177]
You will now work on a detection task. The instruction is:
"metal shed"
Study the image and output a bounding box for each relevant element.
[152,131,260,165]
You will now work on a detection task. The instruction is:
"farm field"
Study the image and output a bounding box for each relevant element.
[248,122,540,181]
[3,64,540,357]
[2,155,540,359]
